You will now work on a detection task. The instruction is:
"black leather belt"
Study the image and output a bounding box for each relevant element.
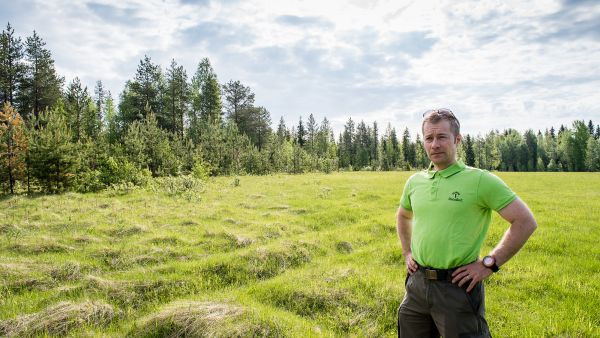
[419,266,456,281]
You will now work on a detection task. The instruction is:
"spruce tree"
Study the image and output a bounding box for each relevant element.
[103,92,119,145]
[371,121,379,168]
[402,127,415,168]
[523,129,538,171]
[201,75,222,125]
[306,113,317,154]
[414,134,429,169]
[355,121,369,168]
[185,60,222,128]
[64,77,91,141]
[464,134,475,166]
[340,118,355,169]
[276,116,287,141]
[297,117,306,147]
[94,80,105,123]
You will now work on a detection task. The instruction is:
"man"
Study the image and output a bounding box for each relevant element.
[396,109,537,338]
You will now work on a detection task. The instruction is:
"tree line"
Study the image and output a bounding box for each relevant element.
[1,23,600,194]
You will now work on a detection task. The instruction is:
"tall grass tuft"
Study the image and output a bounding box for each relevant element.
[0,300,118,337]
[131,301,282,338]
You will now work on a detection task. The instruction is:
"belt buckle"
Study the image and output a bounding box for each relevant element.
[424,269,437,280]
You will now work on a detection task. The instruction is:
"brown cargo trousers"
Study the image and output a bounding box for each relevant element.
[397,268,492,338]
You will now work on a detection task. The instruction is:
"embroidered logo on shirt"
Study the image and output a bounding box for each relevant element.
[448,191,463,201]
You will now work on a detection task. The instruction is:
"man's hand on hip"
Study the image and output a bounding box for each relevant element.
[404,252,419,275]
[451,260,492,292]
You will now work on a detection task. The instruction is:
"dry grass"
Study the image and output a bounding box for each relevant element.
[0,300,117,337]
[131,301,281,338]
[9,241,75,255]
[85,275,193,308]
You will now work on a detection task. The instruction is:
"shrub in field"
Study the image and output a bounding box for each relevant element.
[130,301,282,338]
[72,169,104,193]
[192,159,210,181]
[0,300,118,337]
[100,156,152,187]
[151,175,204,198]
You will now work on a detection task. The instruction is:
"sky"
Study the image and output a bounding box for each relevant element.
[2,0,600,137]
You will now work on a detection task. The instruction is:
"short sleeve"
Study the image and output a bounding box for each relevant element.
[477,171,517,211]
[400,177,413,211]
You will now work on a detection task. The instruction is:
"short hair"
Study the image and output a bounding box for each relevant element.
[422,108,460,136]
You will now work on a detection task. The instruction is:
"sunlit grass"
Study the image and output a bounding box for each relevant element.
[1,172,599,337]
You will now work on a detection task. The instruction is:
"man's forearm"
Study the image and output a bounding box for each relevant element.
[490,218,537,266]
[396,209,412,254]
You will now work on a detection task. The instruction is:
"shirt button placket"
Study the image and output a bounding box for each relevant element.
[430,175,439,200]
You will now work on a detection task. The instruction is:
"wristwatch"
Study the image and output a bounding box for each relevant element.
[482,255,499,273]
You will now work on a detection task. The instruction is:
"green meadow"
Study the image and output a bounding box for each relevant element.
[1,172,599,337]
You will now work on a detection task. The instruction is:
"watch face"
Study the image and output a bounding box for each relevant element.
[483,256,494,267]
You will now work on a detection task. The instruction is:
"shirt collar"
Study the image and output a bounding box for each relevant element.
[426,160,466,179]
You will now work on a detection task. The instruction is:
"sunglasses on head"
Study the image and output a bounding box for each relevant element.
[422,108,455,118]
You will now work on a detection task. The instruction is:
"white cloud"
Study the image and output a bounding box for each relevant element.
[2,0,600,137]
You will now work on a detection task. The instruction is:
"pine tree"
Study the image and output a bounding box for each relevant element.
[0,102,27,193]
[19,31,63,121]
[0,23,25,106]
[222,80,255,127]
[124,112,176,176]
[588,120,594,135]
[27,107,76,192]
[164,59,188,136]
[119,55,163,126]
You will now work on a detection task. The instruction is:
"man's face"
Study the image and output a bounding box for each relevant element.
[423,119,461,170]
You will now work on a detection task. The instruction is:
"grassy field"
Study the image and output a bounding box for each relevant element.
[0,171,599,337]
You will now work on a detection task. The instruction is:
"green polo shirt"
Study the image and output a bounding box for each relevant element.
[400,160,517,269]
